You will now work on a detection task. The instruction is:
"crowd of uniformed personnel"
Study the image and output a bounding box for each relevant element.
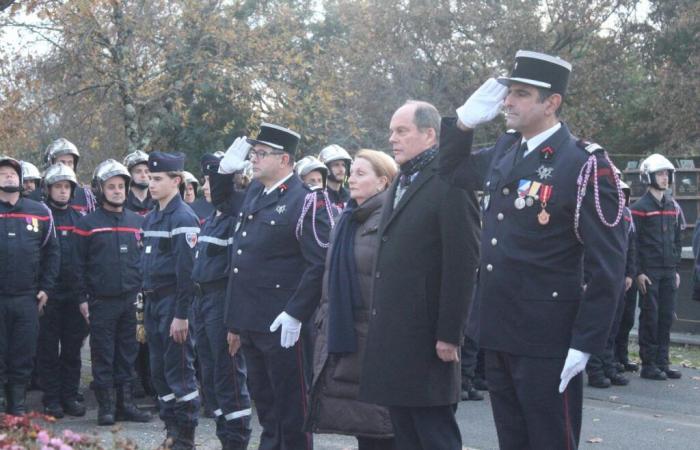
[0,49,692,450]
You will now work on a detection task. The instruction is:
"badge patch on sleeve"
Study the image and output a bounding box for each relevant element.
[185,232,198,248]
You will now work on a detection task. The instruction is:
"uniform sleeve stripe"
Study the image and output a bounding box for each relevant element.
[74,226,141,236]
[143,227,200,239]
[0,213,50,221]
[56,226,76,231]
[198,236,233,246]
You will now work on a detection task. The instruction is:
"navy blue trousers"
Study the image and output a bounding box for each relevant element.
[194,291,251,446]
[145,294,199,427]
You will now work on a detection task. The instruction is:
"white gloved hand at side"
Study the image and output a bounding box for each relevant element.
[456,78,508,129]
[559,348,591,393]
[219,136,251,174]
[269,311,302,348]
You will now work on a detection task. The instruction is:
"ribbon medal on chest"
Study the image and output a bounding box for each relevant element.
[538,184,553,225]
[515,179,532,210]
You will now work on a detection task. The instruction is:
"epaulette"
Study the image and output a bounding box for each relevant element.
[576,139,605,154]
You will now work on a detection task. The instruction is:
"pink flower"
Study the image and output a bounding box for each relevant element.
[60,445,73,450]
[37,430,51,445]
[50,437,64,446]
[62,429,81,443]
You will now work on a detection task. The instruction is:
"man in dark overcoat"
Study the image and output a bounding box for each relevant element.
[359,100,481,450]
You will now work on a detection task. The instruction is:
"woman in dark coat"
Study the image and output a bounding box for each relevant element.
[307,149,398,449]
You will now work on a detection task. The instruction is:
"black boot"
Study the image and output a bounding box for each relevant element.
[7,384,27,416]
[587,373,611,388]
[44,402,65,419]
[472,376,489,391]
[461,378,484,401]
[608,371,630,386]
[622,360,639,372]
[95,388,116,425]
[115,384,152,422]
[160,420,178,449]
[640,366,667,380]
[660,366,682,379]
[171,424,195,450]
[62,398,86,417]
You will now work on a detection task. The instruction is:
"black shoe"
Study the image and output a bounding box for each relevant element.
[640,366,667,381]
[44,403,65,419]
[95,388,116,426]
[62,398,86,417]
[6,384,27,416]
[172,425,195,450]
[161,420,178,449]
[608,372,630,386]
[622,361,639,372]
[587,374,611,388]
[115,384,152,423]
[461,379,484,401]
[76,391,85,403]
[472,377,489,391]
[660,367,682,379]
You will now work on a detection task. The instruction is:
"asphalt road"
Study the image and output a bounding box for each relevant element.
[26,365,700,449]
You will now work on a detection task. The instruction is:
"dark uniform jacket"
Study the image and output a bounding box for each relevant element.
[189,198,215,226]
[631,191,682,274]
[191,212,234,286]
[0,197,60,297]
[327,186,350,210]
[141,195,200,319]
[50,205,83,296]
[125,189,154,216]
[439,118,627,358]
[74,207,144,301]
[70,185,96,216]
[225,174,330,333]
[359,156,481,407]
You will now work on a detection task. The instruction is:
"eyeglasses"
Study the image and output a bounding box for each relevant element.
[247,149,285,161]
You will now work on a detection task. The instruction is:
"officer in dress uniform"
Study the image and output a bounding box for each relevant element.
[318,144,351,209]
[74,160,152,426]
[141,152,200,450]
[44,138,97,216]
[223,123,331,450]
[440,51,627,449]
[192,153,251,449]
[36,164,88,419]
[124,150,155,216]
[0,156,60,416]
[632,154,683,380]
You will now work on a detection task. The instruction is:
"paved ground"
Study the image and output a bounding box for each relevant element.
[26,363,700,449]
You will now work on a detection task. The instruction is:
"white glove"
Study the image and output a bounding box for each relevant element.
[269,311,302,348]
[456,78,508,129]
[219,136,251,174]
[559,348,591,393]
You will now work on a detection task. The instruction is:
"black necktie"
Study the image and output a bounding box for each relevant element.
[515,141,528,164]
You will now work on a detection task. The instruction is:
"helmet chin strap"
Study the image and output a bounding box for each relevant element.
[0,185,22,193]
[132,182,149,190]
[104,197,125,208]
[48,198,70,208]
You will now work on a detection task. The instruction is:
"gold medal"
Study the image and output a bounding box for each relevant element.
[538,208,550,225]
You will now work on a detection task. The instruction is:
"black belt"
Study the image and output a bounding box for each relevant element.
[194,279,228,297]
[142,285,176,302]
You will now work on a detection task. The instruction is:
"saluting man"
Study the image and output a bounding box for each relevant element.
[440,51,627,449]
[223,123,331,450]
[141,152,200,450]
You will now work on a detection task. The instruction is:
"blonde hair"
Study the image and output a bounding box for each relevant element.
[354,149,398,189]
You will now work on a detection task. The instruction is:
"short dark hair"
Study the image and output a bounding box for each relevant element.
[405,100,441,141]
[536,88,564,116]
